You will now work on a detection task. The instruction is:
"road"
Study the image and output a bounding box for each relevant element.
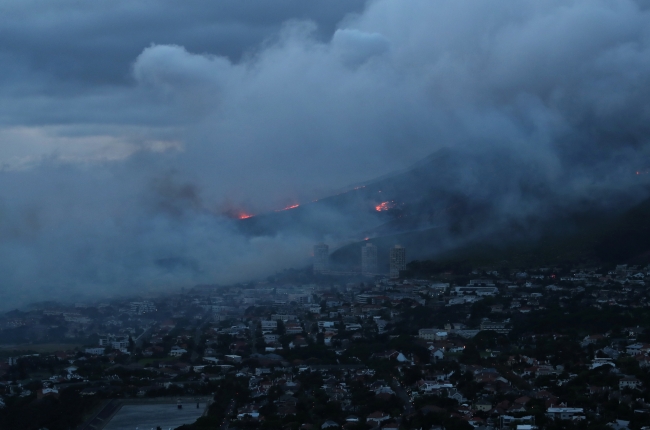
[128,324,154,364]
[220,399,236,430]
[191,321,204,361]
[249,321,257,354]
[78,397,213,430]
[78,399,119,430]
[189,309,210,361]
[391,376,414,416]
[134,324,154,348]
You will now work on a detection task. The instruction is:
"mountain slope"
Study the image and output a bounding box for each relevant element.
[332,195,650,274]
[236,147,650,271]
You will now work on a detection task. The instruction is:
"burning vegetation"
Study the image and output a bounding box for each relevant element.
[276,204,300,211]
[375,201,396,211]
[221,205,255,220]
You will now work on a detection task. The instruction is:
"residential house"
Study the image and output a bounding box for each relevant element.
[619,376,641,390]
[546,407,585,421]
[367,411,390,425]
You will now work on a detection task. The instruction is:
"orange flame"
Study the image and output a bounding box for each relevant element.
[276,204,300,212]
[375,201,396,211]
[238,213,254,219]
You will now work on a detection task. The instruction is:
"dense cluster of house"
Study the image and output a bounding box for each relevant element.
[2,263,650,428]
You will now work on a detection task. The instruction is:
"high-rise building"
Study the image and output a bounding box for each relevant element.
[361,242,378,276]
[389,245,406,278]
[313,243,329,274]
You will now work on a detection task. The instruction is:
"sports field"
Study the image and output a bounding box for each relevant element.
[104,403,205,430]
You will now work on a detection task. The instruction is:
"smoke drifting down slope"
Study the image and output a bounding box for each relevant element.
[1,0,650,308]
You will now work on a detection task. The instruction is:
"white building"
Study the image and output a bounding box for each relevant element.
[307,305,322,313]
[428,283,449,294]
[500,415,536,428]
[619,376,641,390]
[419,328,437,340]
[261,320,278,332]
[590,358,615,370]
[285,323,303,334]
[272,314,297,321]
[355,294,378,304]
[318,321,336,329]
[418,328,447,341]
[99,335,130,351]
[169,347,187,357]
[375,320,388,334]
[454,286,499,296]
[288,294,311,304]
[263,334,279,343]
[626,343,648,355]
[130,301,156,314]
[479,320,510,333]
[546,407,584,421]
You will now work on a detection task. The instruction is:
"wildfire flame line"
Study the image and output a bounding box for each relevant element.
[275,204,300,212]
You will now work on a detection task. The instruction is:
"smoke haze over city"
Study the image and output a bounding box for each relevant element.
[2,0,650,309]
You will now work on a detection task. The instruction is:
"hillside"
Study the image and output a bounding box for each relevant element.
[237,148,553,238]
[331,195,650,275]
[235,147,650,271]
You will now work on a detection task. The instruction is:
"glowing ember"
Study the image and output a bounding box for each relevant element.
[238,213,254,219]
[375,201,396,211]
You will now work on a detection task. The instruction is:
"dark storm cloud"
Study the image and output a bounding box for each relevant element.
[1,0,650,309]
[0,0,365,85]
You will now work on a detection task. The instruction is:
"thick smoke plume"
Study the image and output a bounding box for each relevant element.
[2,0,650,309]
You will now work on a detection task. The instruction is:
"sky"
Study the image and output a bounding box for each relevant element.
[2,0,650,308]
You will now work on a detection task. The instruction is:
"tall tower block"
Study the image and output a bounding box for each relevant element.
[313,243,329,274]
[361,242,378,276]
[389,245,406,278]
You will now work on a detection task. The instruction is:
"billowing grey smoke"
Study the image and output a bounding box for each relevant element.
[1,0,650,309]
